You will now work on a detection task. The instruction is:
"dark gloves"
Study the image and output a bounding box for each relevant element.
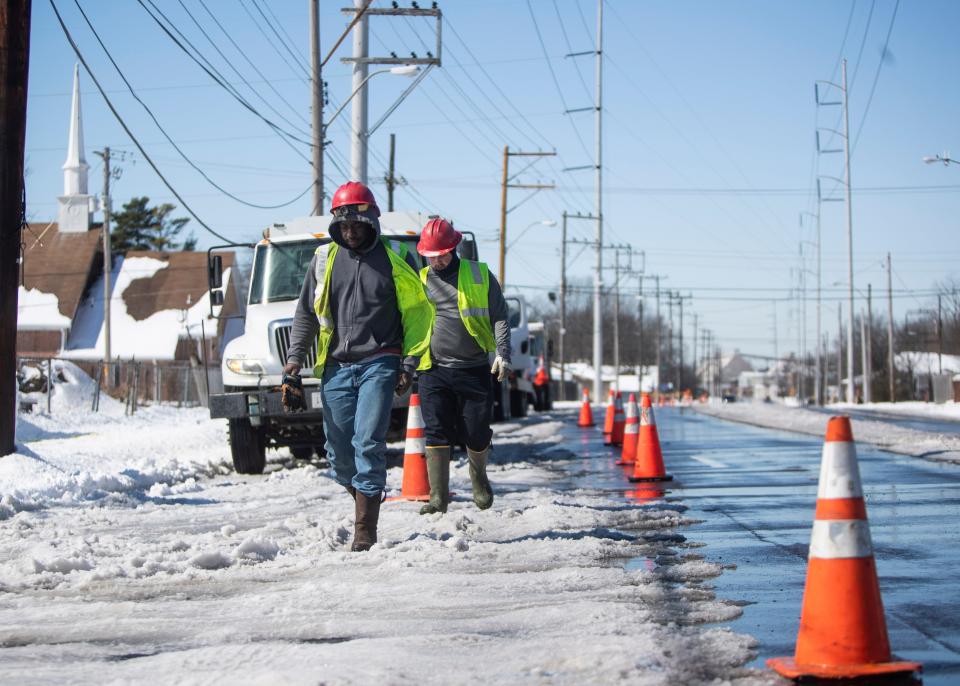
[395,370,413,396]
[281,373,307,412]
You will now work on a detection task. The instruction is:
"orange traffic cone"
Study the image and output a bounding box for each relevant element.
[386,393,430,502]
[602,390,616,445]
[615,393,639,465]
[629,393,672,482]
[577,388,595,427]
[611,392,625,446]
[768,417,921,680]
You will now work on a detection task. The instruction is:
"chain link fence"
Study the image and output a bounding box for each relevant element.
[16,357,223,415]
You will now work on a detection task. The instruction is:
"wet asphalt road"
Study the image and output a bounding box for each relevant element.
[545,405,960,685]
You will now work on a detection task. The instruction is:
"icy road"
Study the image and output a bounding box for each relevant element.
[1,396,957,685]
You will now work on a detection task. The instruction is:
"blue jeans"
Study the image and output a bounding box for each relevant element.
[321,356,400,497]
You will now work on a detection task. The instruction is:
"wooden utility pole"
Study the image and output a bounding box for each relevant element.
[498,146,555,288]
[0,0,32,457]
[93,147,112,364]
[383,133,406,212]
[887,253,895,402]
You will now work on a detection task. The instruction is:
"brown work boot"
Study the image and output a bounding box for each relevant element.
[419,446,451,515]
[351,491,381,552]
[467,445,494,510]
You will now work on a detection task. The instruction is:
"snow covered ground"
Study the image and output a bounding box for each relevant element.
[0,389,776,683]
[694,400,960,464]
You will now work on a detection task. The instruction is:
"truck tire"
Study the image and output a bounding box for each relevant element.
[290,446,313,461]
[228,418,266,474]
[491,379,506,422]
[510,388,528,418]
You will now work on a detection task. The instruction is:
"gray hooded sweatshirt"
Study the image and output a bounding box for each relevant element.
[286,217,419,374]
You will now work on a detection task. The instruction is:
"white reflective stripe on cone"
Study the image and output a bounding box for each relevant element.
[809,519,874,559]
[407,410,425,430]
[817,441,864,499]
[405,436,425,454]
[625,422,639,434]
[640,407,656,426]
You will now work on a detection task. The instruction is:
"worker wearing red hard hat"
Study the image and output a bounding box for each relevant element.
[282,181,433,551]
[414,217,512,515]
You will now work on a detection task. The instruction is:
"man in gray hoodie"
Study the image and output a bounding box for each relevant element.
[415,218,512,515]
[282,181,432,551]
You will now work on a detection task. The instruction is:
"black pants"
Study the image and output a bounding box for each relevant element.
[418,364,492,451]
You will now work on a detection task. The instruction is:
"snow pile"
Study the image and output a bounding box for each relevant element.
[0,403,773,684]
[694,401,960,464]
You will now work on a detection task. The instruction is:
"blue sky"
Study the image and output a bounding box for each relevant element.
[25,0,960,362]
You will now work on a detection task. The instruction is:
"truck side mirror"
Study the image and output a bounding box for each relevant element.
[211,290,224,307]
[208,254,223,290]
[458,231,478,261]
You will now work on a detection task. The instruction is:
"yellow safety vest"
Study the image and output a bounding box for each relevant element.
[419,259,496,369]
[311,237,433,376]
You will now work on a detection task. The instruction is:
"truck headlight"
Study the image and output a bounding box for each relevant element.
[225,358,266,375]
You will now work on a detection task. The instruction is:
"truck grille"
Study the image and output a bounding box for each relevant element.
[274,324,318,370]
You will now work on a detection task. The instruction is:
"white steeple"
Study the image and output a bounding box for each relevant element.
[58,64,94,233]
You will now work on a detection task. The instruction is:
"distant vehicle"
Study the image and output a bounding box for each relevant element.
[205,212,479,474]
[491,295,538,419]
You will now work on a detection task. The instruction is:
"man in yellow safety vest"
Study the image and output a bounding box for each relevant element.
[415,217,512,515]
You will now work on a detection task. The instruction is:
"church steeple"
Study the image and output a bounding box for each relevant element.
[58,64,93,233]
[62,63,89,195]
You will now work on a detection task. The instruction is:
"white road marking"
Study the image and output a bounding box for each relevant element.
[689,453,728,468]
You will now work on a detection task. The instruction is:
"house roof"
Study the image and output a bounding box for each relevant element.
[20,222,102,323]
[122,250,234,321]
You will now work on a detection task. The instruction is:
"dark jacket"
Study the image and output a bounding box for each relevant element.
[287,224,419,373]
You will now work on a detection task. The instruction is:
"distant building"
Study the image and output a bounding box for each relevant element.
[16,65,239,363]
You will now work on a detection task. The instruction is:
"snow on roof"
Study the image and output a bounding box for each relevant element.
[896,350,960,375]
[62,255,229,360]
[17,287,72,331]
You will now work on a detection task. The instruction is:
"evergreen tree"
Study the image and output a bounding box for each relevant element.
[111,196,195,251]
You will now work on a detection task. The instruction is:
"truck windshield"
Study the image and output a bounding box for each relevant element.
[248,239,322,304]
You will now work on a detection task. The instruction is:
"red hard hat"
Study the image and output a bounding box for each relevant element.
[330,181,380,217]
[417,217,461,257]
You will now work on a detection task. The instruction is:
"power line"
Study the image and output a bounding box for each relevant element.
[73,0,313,210]
[136,0,316,150]
[50,0,236,244]
[238,0,310,81]
[852,0,900,151]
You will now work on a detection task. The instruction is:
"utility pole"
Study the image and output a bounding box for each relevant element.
[562,0,604,402]
[559,212,600,400]
[605,243,638,393]
[666,292,674,394]
[594,0,604,408]
[841,59,855,403]
[692,314,699,390]
[386,133,396,211]
[341,2,440,184]
[938,293,943,375]
[887,252,895,402]
[349,0,369,183]
[637,276,644,390]
[310,0,323,213]
[560,212,567,401]
[676,294,691,393]
[0,0,32,457]
[93,147,112,365]
[772,300,779,378]
[865,283,873,403]
[498,146,556,288]
[654,276,662,399]
[837,304,843,401]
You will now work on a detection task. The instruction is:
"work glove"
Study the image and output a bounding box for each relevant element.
[395,370,413,396]
[281,373,307,413]
[490,356,512,383]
